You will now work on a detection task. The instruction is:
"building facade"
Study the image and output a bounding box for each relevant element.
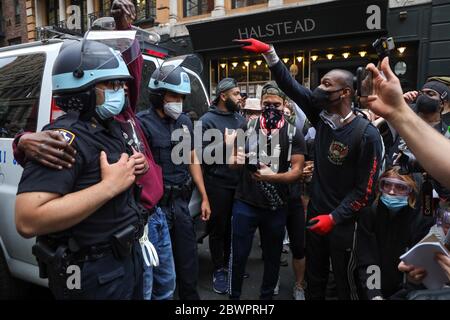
[0,0,29,47]
[150,0,450,99]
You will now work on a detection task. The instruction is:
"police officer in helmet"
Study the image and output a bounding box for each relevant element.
[15,37,146,299]
[137,60,211,300]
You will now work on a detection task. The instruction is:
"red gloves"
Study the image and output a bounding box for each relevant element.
[307,214,335,235]
[233,38,271,54]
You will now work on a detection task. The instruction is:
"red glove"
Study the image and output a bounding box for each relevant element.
[233,38,270,54]
[307,214,335,235]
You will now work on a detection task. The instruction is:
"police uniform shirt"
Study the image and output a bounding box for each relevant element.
[17,113,140,248]
[137,107,194,187]
[234,120,307,210]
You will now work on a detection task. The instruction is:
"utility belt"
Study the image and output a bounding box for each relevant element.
[32,223,143,280]
[158,177,193,207]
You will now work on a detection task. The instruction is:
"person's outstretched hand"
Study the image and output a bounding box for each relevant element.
[365,57,409,122]
[233,38,271,54]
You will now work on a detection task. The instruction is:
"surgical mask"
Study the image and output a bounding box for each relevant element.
[312,87,343,109]
[319,110,353,130]
[163,101,183,120]
[380,193,409,212]
[225,97,239,112]
[262,104,283,130]
[416,94,441,114]
[96,88,125,120]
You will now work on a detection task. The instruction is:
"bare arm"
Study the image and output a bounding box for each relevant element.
[15,152,136,238]
[189,150,211,221]
[366,58,450,189]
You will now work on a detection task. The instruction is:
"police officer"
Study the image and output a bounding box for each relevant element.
[15,38,146,300]
[137,61,211,300]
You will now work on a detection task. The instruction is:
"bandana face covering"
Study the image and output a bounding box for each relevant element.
[261,104,284,133]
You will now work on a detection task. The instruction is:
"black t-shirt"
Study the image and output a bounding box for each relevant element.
[17,113,140,248]
[234,119,307,209]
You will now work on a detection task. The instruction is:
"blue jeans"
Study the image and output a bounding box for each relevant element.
[229,200,287,300]
[143,207,176,300]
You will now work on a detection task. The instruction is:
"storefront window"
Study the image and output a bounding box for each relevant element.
[209,54,311,99]
[232,0,267,9]
[184,0,214,17]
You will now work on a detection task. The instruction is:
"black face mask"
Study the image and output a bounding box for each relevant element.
[311,87,343,109]
[416,94,441,114]
[262,104,283,130]
[225,97,239,112]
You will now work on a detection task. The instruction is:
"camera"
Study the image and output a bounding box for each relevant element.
[356,67,373,97]
[356,37,396,98]
[372,37,396,60]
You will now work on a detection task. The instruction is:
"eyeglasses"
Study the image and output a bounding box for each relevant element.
[379,177,412,196]
[104,80,126,92]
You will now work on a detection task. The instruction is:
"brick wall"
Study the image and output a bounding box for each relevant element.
[1,0,29,47]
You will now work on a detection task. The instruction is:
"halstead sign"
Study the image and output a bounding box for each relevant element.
[186,0,388,52]
[238,19,317,39]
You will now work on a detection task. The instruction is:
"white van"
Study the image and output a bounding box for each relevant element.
[0,37,210,298]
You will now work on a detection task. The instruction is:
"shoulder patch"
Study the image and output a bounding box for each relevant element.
[53,129,76,145]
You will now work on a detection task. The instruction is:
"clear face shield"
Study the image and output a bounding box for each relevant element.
[77,29,140,77]
[152,54,204,84]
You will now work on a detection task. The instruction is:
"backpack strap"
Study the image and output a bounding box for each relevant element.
[352,117,370,160]
[247,117,258,135]
[287,122,297,162]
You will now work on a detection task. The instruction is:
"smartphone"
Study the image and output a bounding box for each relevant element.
[356,67,373,97]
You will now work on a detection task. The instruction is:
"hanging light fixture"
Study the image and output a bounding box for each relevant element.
[296,56,303,63]
[397,47,406,54]
[244,61,250,67]
[256,60,262,66]
[342,52,350,59]
[326,53,334,60]
[232,62,238,68]
[359,51,367,58]
[282,58,289,64]
[311,55,319,62]
[220,63,226,69]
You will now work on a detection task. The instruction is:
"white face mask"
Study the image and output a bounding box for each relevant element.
[163,102,183,120]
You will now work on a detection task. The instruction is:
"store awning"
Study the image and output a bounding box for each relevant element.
[186,0,388,52]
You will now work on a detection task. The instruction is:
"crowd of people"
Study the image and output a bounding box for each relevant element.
[12,0,450,300]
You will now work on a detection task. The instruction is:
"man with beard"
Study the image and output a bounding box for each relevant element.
[199,78,245,294]
[226,82,306,300]
[235,38,383,300]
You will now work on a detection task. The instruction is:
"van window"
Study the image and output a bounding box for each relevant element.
[0,54,45,138]
[137,58,209,121]
[136,59,157,113]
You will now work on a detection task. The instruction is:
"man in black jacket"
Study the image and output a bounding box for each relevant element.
[236,38,383,300]
[199,78,245,294]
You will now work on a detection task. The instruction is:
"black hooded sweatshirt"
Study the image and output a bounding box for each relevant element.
[199,104,245,189]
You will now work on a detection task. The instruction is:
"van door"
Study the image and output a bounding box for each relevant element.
[0,43,61,266]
